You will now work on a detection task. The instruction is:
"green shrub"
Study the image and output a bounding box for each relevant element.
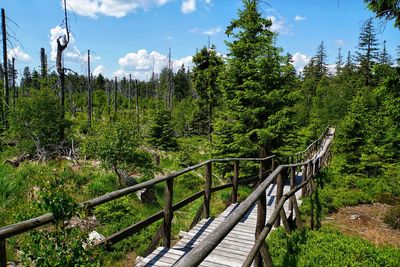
[384,205,400,229]
[10,88,70,156]
[268,227,400,267]
[148,109,178,151]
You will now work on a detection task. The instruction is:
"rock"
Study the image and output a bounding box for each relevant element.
[83,231,105,249]
[66,215,98,231]
[140,188,158,205]
[350,214,360,220]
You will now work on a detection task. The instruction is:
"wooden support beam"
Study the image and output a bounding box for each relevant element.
[301,164,307,197]
[204,162,212,218]
[0,240,6,267]
[163,178,173,248]
[232,161,239,203]
[292,196,303,229]
[254,160,266,267]
[274,169,284,227]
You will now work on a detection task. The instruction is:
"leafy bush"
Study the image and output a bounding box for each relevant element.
[384,205,400,229]
[268,227,400,267]
[10,88,70,157]
[82,119,153,186]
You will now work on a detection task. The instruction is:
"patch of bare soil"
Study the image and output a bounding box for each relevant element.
[324,203,400,247]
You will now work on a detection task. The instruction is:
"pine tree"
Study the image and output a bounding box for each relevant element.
[149,109,178,151]
[380,40,392,65]
[173,64,191,100]
[192,45,223,139]
[356,18,379,85]
[214,0,294,158]
[336,47,343,74]
[315,41,329,78]
[396,44,400,65]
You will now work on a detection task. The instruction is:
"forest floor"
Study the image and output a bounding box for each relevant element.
[324,203,400,247]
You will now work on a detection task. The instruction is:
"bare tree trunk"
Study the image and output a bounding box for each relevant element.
[56,0,70,141]
[114,76,118,120]
[2,8,9,127]
[87,50,92,127]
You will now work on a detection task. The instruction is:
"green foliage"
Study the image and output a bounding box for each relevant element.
[214,0,297,158]
[268,227,400,267]
[148,109,178,151]
[87,172,119,197]
[10,88,70,156]
[364,0,400,29]
[82,119,153,178]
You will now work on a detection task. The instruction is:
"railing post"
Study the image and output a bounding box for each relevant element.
[1,240,6,267]
[301,163,308,197]
[289,166,296,218]
[254,160,266,267]
[232,161,239,203]
[307,161,313,195]
[204,162,212,218]
[274,168,284,227]
[163,178,173,248]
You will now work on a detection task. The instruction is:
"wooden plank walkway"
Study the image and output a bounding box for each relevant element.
[137,183,302,267]
[137,128,335,266]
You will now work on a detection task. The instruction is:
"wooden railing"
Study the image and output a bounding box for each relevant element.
[0,155,276,266]
[0,127,333,267]
[174,128,334,267]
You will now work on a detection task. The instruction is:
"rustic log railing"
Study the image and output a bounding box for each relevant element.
[174,128,334,267]
[0,127,333,267]
[0,155,275,266]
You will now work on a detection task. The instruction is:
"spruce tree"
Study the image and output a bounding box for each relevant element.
[214,0,294,158]
[396,44,400,65]
[380,40,392,65]
[356,18,379,85]
[174,64,191,101]
[192,45,223,139]
[336,47,343,74]
[315,41,329,78]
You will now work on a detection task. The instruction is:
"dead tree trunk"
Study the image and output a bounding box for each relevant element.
[114,76,118,119]
[1,8,9,127]
[56,0,70,141]
[87,50,92,128]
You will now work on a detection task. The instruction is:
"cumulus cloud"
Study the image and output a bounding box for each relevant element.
[8,47,32,63]
[292,52,311,73]
[202,27,221,36]
[294,15,307,21]
[49,26,81,62]
[114,49,193,80]
[65,0,173,18]
[181,0,196,14]
[93,65,107,76]
[267,15,290,35]
[190,26,222,36]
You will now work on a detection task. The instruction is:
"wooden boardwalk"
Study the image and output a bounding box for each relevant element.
[137,178,302,266]
[138,128,334,266]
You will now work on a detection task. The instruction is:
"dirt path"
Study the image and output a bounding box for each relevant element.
[323,203,400,247]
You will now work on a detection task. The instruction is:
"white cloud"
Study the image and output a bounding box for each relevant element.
[292,52,311,73]
[65,0,174,18]
[335,39,344,47]
[115,49,193,80]
[49,25,81,62]
[267,15,290,34]
[190,26,222,35]
[202,27,221,35]
[181,0,196,14]
[294,15,307,22]
[8,47,32,63]
[93,65,107,76]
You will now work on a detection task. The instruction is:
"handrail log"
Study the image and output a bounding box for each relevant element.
[242,163,314,267]
[174,156,324,267]
[173,166,283,267]
[0,213,54,240]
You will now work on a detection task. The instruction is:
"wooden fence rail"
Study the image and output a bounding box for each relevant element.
[174,128,334,267]
[0,153,276,266]
[0,127,332,267]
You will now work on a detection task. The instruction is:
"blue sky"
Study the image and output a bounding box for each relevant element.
[1,0,399,81]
